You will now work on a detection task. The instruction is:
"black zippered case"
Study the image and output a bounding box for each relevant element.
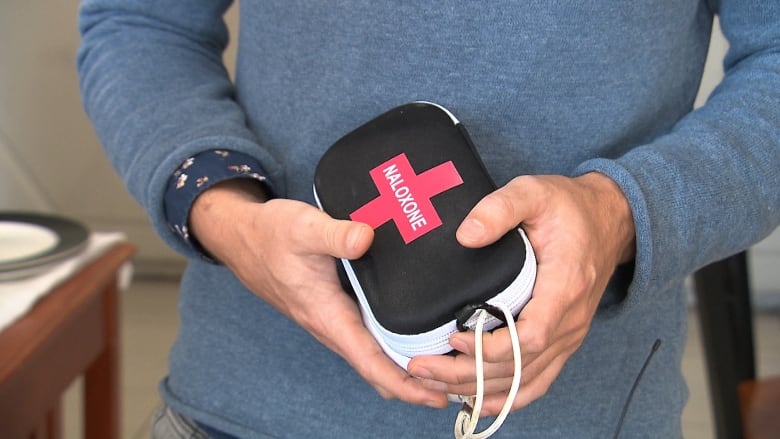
[313,102,536,368]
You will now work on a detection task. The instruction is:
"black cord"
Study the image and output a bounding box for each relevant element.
[613,339,662,439]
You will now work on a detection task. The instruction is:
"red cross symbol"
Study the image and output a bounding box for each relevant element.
[350,153,463,244]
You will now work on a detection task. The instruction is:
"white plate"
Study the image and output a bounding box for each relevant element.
[0,212,89,280]
[0,221,60,264]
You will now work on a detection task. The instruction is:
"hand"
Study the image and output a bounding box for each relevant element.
[189,179,449,409]
[407,173,635,415]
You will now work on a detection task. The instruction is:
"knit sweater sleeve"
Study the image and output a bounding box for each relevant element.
[574,1,780,302]
[77,0,283,258]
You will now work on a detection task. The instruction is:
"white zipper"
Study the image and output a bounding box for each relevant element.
[348,228,537,359]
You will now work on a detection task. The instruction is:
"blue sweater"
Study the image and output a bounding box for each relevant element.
[78,1,780,438]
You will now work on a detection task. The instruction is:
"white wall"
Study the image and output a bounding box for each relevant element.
[0,0,188,274]
[0,129,53,212]
[0,6,777,291]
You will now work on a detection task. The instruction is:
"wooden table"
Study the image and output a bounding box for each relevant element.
[740,376,780,439]
[0,243,135,439]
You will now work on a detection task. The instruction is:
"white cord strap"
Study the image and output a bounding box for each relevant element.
[454,303,522,439]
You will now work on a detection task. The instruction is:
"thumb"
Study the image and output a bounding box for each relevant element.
[456,176,544,248]
[299,211,374,259]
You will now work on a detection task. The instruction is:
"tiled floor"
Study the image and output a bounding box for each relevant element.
[62,278,780,438]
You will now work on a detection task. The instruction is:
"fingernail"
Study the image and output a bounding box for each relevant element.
[458,218,485,243]
[410,367,433,379]
[426,399,444,409]
[421,379,449,392]
[346,225,365,250]
[374,385,392,399]
[450,337,468,354]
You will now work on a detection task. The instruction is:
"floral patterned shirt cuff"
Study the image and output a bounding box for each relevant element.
[163,149,273,262]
